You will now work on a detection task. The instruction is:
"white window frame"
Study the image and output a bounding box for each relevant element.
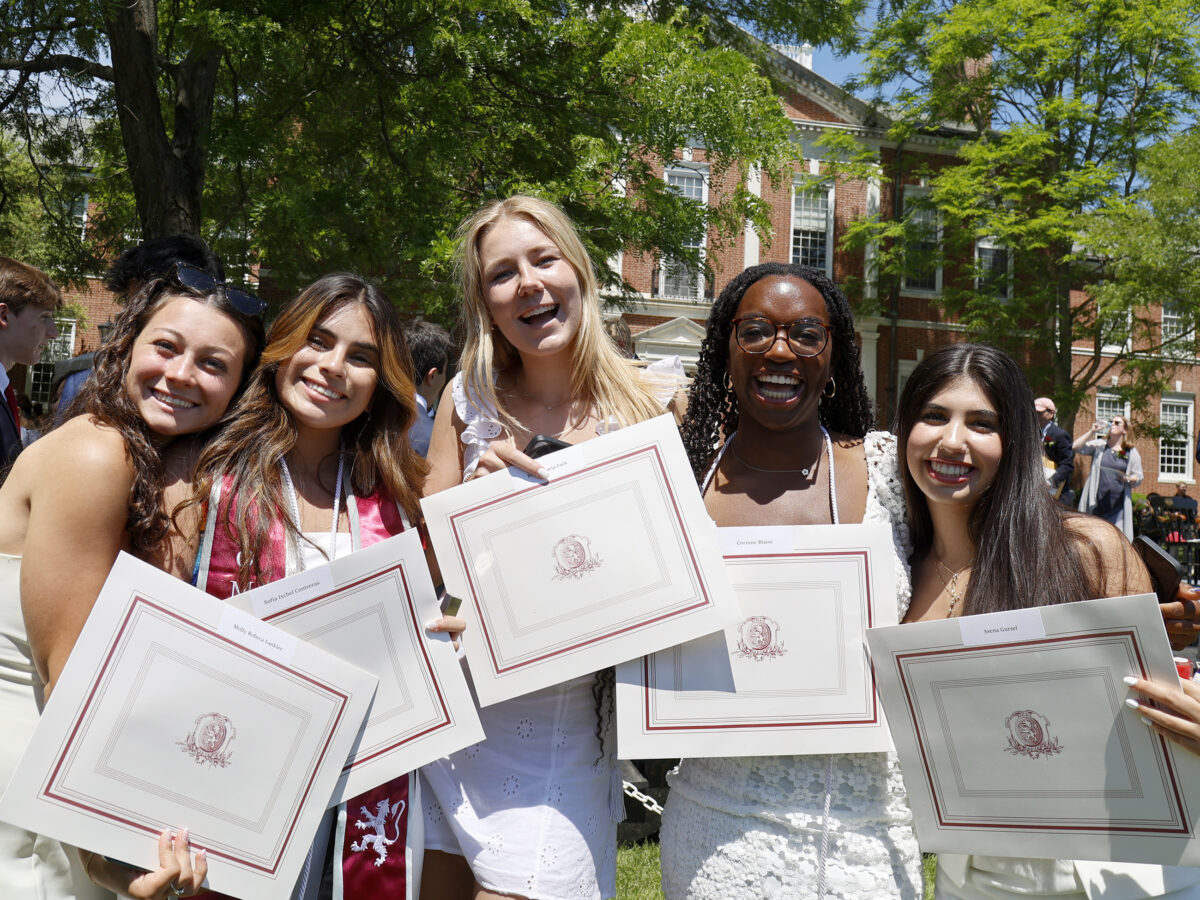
[902,187,941,295]
[25,318,77,407]
[791,177,834,276]
[974,237,1011,300]
[1159,395,1194,482]
[1161,302,1193,359]
[659,166,708,301]
[1095,391,1130,428]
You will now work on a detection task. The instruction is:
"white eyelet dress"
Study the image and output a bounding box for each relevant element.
[660,431,925,900]
[420,360,684,900]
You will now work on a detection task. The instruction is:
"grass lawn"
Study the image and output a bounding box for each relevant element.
[616,842,937,900]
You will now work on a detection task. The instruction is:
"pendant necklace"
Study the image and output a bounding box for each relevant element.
[280,447,345,570]
[934,556,973,616]
[730,432,827,478]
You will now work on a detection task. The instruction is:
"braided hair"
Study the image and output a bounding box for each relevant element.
[680,262,874,479]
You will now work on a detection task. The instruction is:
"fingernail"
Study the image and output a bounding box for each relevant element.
[198,849,207,861]
[1142,717,1154,727]
[425,619,441,631]
[1125,698,1141,710]
[180,828,189,842]
[537,468,550,481]
[1123,675,1139,686]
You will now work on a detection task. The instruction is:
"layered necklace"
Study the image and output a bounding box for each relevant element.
[933,556,974,617]
[279,447,345,570]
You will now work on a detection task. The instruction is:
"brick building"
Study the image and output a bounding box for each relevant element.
[615,42,1198,500]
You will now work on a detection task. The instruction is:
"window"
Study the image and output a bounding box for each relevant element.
[1162,302,1192,357]
[903,191,940,293]
[1159,397,1194,480]
[976,239,1010,299]
[659,169,706,300]
[1096,392,1129,427]
[791,182,833,274]
[26,319,76,407]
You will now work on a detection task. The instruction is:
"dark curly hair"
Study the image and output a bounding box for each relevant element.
[680,262,874,478]
[70,276,265,552]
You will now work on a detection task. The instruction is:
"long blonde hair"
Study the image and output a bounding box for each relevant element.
[455,195,662,433]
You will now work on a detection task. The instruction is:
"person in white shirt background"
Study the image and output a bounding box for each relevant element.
[402,318,454,457]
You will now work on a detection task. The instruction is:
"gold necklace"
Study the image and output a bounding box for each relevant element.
[934,556,974,616]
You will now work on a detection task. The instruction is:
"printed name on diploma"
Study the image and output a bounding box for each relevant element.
[718,526,792,555]
[219,605,298,664]
[248,564,336,619]
[959,607,1046,646]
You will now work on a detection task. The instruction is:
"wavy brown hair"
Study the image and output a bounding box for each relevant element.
[70,277,265,552]
[189,273,427,588]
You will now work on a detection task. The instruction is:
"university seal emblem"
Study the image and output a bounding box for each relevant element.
[1004,709,1062,760]
[552,534,602,581]
[178,712,236,767]
[733,615,786,661]
[351,797,406,866]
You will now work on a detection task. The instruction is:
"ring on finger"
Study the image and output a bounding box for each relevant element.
[169,883,186,897]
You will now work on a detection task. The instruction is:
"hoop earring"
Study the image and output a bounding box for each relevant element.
[722,371,731,392]
[822,377,837,399]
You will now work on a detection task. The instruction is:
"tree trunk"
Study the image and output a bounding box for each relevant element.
[103,0,218,238]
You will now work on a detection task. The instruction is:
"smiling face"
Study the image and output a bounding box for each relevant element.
[905,375,1004,511]
[123,294,250,438]
[477,215,583,361]
[274,302,380,438]
[726,275,832,432]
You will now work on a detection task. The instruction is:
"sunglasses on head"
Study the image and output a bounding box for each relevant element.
[172,262,267,317]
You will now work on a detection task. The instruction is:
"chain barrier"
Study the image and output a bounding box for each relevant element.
[622,780,664,816]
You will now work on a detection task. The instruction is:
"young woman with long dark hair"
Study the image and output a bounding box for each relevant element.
[5,270,265,900]
[897,343,1200,899]
[660,262,923,900]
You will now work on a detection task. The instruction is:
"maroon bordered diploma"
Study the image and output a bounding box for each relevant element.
[421,413,738,707]
[0,553,377,900]
[866,593,1200,865]
[228,531,484,806]
[616,524,899,757]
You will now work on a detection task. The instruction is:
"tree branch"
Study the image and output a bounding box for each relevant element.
[0,54,114,81]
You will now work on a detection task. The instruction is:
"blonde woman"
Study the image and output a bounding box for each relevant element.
[1074,414,1142,539]
[419,196,681,900]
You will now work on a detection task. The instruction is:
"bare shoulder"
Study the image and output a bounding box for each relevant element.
[35,416,134,479]
[1064,513,1152,595]
[1063,512,1125,550]
[830,431,867,464]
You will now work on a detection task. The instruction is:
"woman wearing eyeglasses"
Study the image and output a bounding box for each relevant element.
[662,263,922,899]
[2,266,265,900]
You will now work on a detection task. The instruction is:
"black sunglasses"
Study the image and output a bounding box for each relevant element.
[172,262,267,317]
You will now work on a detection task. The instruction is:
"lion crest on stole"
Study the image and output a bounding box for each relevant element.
[351,798,406,866]
[178,713,236,767]
[1004,709,1062,760]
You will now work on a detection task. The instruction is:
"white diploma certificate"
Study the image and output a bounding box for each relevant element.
[421,413,738,707]
[616,524,899,758]
[0,553,378,900]
[866,593,1200,866]
[228,531,484,806]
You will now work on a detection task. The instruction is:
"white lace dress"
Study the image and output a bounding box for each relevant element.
[420,361,684,900]
[660,431,924,900]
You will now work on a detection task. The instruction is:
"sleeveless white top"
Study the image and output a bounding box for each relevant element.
[660,431,924,900]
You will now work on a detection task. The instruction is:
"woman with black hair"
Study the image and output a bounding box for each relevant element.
[897,343,1200,899]
[661,262,922,899]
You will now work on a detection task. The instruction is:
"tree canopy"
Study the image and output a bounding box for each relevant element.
[0,0,863,312]
[843,0,1200,424]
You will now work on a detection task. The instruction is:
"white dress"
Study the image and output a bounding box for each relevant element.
[0,553,114,900]
[420,361,684,900]
[660,431,925,900]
